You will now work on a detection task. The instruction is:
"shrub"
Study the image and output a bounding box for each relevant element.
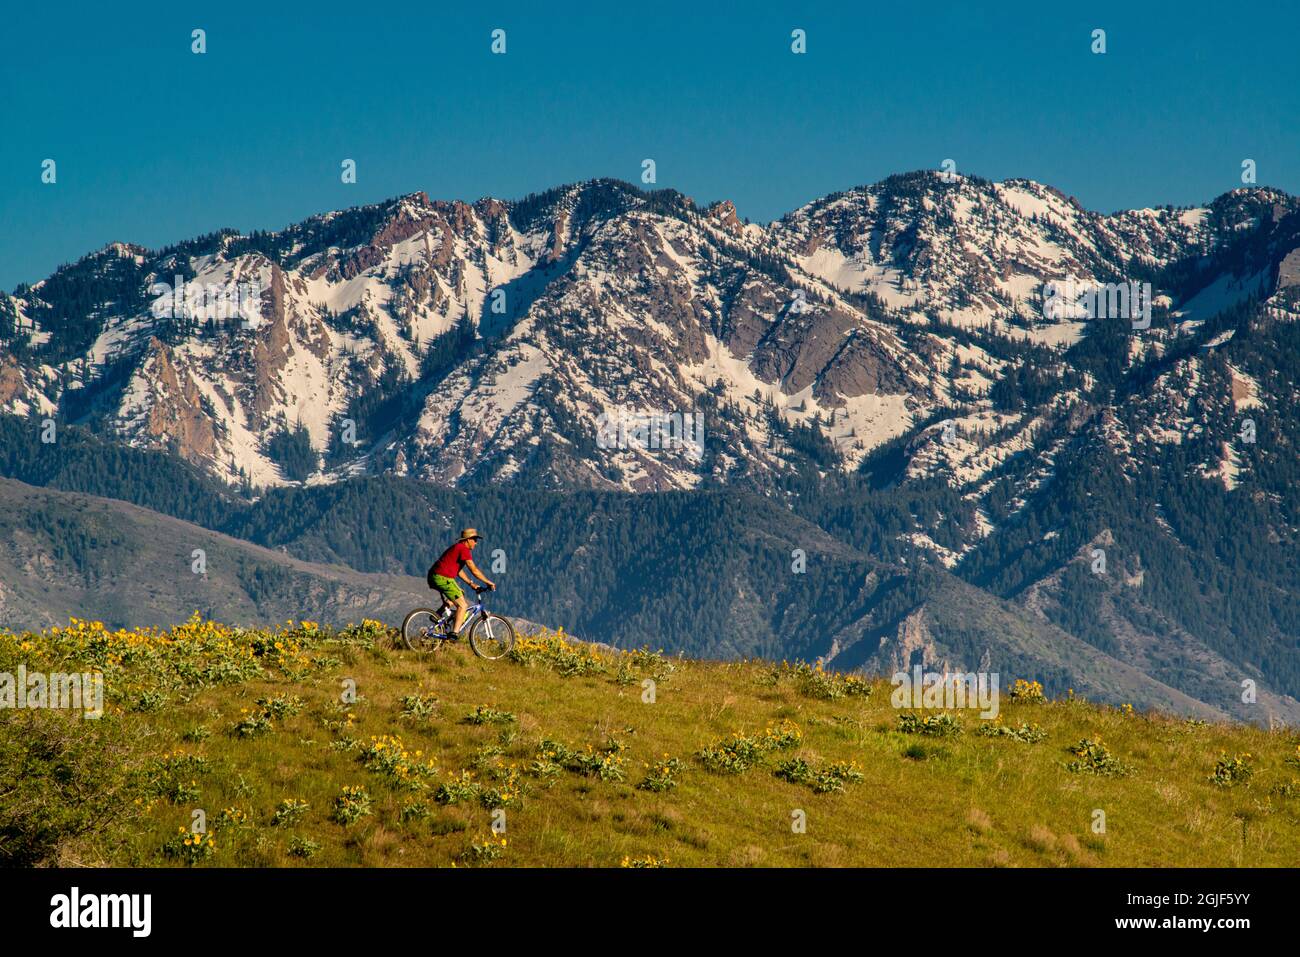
[478,766,525,809]
[434,771,482,806]
[399,693,438,720]
[144,751,208,803]
[781,662,872,701]
[534,738,627,782]
[507,630,606,677]
[628,648,676,681]
[459,833,507,865]
[1008,679,1047,702]
[287,836,321,859]
[1065,738,1133,777]
[271,799,310,827]
[639,757,686,792]
[360,735,437,789]
[761,720,804,750]
[463,706,516,726]
[975,721,1047,744]
[233,695,303,737]
[338,619,393,647]
[697,732,770,774]
[218,807,250,829]
[774,757,865,793]
[0,710,136,866]
[257,695,303,720]
[697,721,802,774]
[1209,753,1253,788]
[331,785,373,826]
[161,827,217,865]
[897,712,963,737]
[231,709,273,738]
[1270,780,1299,798]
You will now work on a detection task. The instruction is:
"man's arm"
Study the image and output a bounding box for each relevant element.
[465,559,496,589]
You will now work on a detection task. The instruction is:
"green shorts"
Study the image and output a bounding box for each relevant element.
[430,574,463,603]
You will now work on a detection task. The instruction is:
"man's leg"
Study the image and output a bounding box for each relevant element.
[432,575,463,631]
[451,594,470,635]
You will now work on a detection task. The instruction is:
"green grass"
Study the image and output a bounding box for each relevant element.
[4,617,1300,867]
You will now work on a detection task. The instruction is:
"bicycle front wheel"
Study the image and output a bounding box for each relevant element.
[469,613,515,660]
[401,608,445,653]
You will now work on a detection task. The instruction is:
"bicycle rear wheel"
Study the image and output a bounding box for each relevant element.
[401,608,446,653]
[468,613,515,660]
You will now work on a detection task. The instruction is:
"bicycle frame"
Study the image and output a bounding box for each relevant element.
[442,591,489,635]
[462,599,486,632]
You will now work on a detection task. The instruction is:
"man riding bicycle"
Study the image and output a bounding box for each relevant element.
[428,528,496,639]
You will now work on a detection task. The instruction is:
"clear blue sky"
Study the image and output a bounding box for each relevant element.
[3,0,1298,290]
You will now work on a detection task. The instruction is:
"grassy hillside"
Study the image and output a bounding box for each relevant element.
[4,616,1299,867]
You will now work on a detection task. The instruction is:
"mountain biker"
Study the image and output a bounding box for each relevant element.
[427,528,496,639]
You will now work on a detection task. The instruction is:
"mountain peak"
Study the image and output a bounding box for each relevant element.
[5,169,1300,499]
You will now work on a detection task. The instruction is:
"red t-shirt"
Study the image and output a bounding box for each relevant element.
[432,541,472,579]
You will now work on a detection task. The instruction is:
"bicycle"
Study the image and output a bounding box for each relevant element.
[401,586,516,660]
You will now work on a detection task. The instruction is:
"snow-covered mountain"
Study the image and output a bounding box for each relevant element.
[3,172,1298,512]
